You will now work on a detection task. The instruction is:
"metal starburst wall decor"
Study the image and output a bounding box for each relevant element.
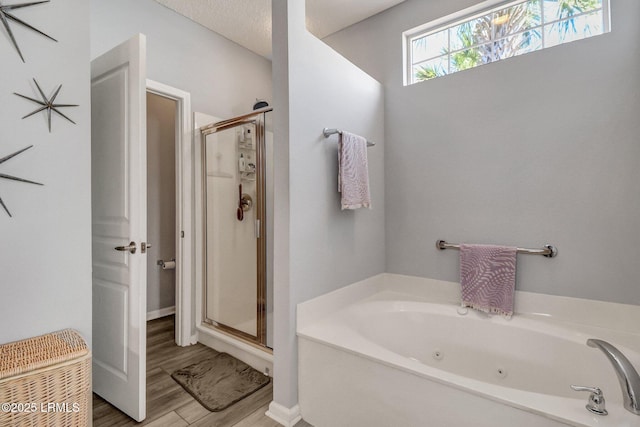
[0,145,43,217]
[0,0,57,62]
[14,78,78,132]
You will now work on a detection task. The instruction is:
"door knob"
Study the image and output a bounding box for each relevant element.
[115,241,137,254]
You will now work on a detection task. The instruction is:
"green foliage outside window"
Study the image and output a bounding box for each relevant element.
[412,0,603,82]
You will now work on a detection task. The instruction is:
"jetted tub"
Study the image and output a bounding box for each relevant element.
[297,274,640,427]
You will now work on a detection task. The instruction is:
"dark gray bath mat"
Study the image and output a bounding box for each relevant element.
[171,352,270,412]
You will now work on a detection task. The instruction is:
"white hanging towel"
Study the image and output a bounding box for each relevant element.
[338,131,371,210]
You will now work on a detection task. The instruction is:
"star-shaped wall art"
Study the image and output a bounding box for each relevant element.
[0,0,57,62]
[14,79,78,132]
[0,145,43,217]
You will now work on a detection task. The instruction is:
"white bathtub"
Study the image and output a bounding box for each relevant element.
[297,274,640,427]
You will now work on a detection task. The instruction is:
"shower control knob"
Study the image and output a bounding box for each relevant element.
[571,385,607,415]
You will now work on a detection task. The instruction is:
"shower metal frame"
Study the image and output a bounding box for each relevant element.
[200,107,271,348]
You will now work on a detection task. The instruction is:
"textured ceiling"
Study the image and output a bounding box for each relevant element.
[153,0,405,58]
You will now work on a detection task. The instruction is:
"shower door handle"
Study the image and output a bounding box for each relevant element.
[255,219,260,239]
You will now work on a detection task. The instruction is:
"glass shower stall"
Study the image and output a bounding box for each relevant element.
[200,108,273,348]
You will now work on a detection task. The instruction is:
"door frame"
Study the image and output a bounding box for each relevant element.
[146,79,194,347]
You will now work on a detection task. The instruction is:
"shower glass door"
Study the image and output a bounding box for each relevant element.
[202,113,267,344]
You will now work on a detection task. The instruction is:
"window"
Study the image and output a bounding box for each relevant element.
[404,0,610,85]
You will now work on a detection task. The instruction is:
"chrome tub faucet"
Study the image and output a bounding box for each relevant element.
[587,338,640,415]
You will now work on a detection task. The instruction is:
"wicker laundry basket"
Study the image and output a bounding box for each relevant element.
[0,329,91,427]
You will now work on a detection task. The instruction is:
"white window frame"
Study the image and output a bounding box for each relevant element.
[402,0,611,86]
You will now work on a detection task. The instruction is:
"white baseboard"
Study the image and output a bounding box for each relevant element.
[196,325,273,375]
[146,306,176,321]
[189,334,198,345]
[265,401,302,427]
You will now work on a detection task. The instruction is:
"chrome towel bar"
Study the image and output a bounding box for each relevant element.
[323,128,375,147]
[436,239,558,258]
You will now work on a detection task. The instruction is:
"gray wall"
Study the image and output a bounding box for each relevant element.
[90,0,274,334]
[325,0,640,305]
[146,93,177,314]
[272,0,386,409]
[90,0,273,118]
[0,0,92,345]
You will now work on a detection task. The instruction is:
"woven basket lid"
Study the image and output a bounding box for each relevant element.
[0,329,88,380]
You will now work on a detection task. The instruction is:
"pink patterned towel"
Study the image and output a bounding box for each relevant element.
[338,131,371,210]
[460,244,517,316]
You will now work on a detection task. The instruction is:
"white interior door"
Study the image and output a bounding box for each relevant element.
[91,33,148,422]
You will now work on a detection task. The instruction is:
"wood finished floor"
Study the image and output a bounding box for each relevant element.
[93,316,311,427]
